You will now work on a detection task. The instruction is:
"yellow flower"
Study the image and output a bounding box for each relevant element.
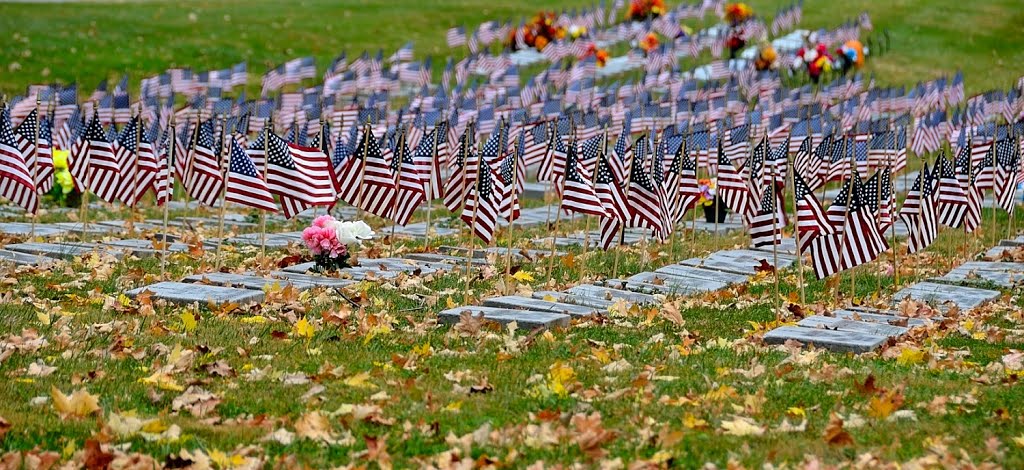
[52,149,69,170]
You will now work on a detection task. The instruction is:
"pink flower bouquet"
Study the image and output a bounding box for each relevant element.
[301,215,374,272]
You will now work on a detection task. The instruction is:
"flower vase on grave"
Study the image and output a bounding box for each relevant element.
[302,215,375,274]
[703,197,728,223]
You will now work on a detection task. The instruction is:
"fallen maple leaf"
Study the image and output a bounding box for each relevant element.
[823,414,854,446]
[867,387,906,419]
[84,439,114,470]
[754,259,776,274]
[295,411,337,444]
[51,386,101,419]
[719,416,764,436]
[570,412,616,459]
[0,416,10,440]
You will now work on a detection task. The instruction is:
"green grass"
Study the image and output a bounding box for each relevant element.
[4,0,1024,467]
[1,0,1022,97]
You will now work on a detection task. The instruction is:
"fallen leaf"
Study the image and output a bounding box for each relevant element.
[293,318,315,340]
[83,439,114,470]
[0,416,10,440]
[867,388,906,419]
[51,386,101,419]
[719,416,764,436]
[823,414,854,446]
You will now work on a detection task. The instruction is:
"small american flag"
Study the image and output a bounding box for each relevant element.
[560,135,604,218]
[70,111,119,202]
[994,137,1019,213]
[935,153,968,228]
[392,133,426,226]
[266,130,340,219]
[225,136,277,212]
[13,108,54,194]
[336,126,396,219]
[446,26,467,48]
[0,107,36,213]
[898,165,938,254]
[747,175,784,248]
[182,119,224,207]
[460,157,501,244]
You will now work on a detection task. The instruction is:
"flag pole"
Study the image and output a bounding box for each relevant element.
[388,126,406,258]
[214,119,232,270]
[355,121,372,223]
[836,136,853,299]
[132,106,143,236]
[789,154,806,304]
[847,135,857,297]
[582,127,607,259]
[612,132,638,280]
[770,163,782,317]
[423,120,443,251]
[464,138,484,294]
[81,101,97,241]
[260,115,272,258]
[505,140,520,294]
[30,98,41,239]
[547,129,572,284]
[456,120,475,218]
[161,117,176,278]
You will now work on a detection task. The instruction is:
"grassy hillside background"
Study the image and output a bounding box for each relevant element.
[0,0,1022,97]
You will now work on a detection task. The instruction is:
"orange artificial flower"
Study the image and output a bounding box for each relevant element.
[640,32,660,53]
[535,35,549,51]
[596,49,609,67]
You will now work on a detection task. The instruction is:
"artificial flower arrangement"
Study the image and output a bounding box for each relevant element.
[796,42,833,83]
[49,149,79,207]
[301,215,375,273]
[506,11,566,52]
[584,43,610,67]
[835,39,866,73]
[639,32,661,54]
[724,3,754,25]
[754,42,778,71]
[723,3,754,59]
[627,0,666,21]
[697,178,717,206]
[567,25,588,41]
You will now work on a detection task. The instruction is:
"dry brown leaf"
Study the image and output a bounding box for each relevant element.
[570,412,616,459]
[0,416,10,440]
[823,414,854,446]
[867,387,906,419]
[295,411,337,444]
[51,386,101,419]
[83,439,114,470]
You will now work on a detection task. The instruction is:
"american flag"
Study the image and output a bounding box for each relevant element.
[443,126,476,213]
[337,126,395,219]
[839,176,889,271]
[825,178,851,233]
[182,119,224,207]
[113,116,160,207]
[876,167,894,233]
[447,26,468,48]
[595,147,629,249]
[627,136,670,238]
[963,170,984,233]
[994,137,1019,213]
[225,136,277,212]
[460,157,501,244]
[898,165,938,254]
[538,123,568,183]
[935,153,968,228]
[716,138,753,218]
[826,136,852,183]
[266,130,340,219]
[560,135,604,218]
[392,133,426,226]
[412,124,442,201]
[793,137,821,190]
[70,111,119,202]
[0,107,36,213]
[722,123,750,163]
[13,108,54,194]
[665,143,700,224]
[747,177,784,248]
[794,172,833,254]
[495,148,523,222]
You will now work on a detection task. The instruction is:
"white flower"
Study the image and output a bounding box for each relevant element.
[332,220,375,246]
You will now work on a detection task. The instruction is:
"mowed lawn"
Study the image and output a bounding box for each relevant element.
[2,0,1024,468]
[0,0,1022,96]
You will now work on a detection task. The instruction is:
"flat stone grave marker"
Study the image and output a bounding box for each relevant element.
[437,305,570,329]
[522,181,549,199]
[532,236,603,248]
[626,271,731,293]
[481,295,600,317]
[681,249,797,276]
[439,245,559,260]
[0,222,67,238]
[797,315,909,338]
[691,218,745,233]
[599,278,676,295]
[832,308,932,328]
[999,236,1024,247]
[97,220,174,232]
[270,271,356,288]
[385,224,459,238]
[179,217,258,228]
[50,222,123,235]
[936,261,1024,288]
[763,326,888,353]
[982,245,1023,260]
[281,261,422,280]
[182,272,322,292]
[654,264,750,285]
[751,238,798,255]
[5,242,123,260]
[532,290,614,309]
[566,284,660,305]
[126,281,264,306]
[103,239,192,257]
[223,233,297,248]
[404,253,486,267]
[892,281,1000,312]
[0,248,54,266]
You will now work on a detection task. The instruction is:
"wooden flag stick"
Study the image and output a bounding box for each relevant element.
[388,126,406,258]
[505,141,520,294]
[836,136,854,299]
[770,165,782,317]
[423,120,443,251]
[464,139,484,294]
[27,98,41,238]
[612,132,638,280]
[215,135,232,271]
[161,118,176,278]
[582,127,608,259]
[788,154,807,304]
[259,116,272,258]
